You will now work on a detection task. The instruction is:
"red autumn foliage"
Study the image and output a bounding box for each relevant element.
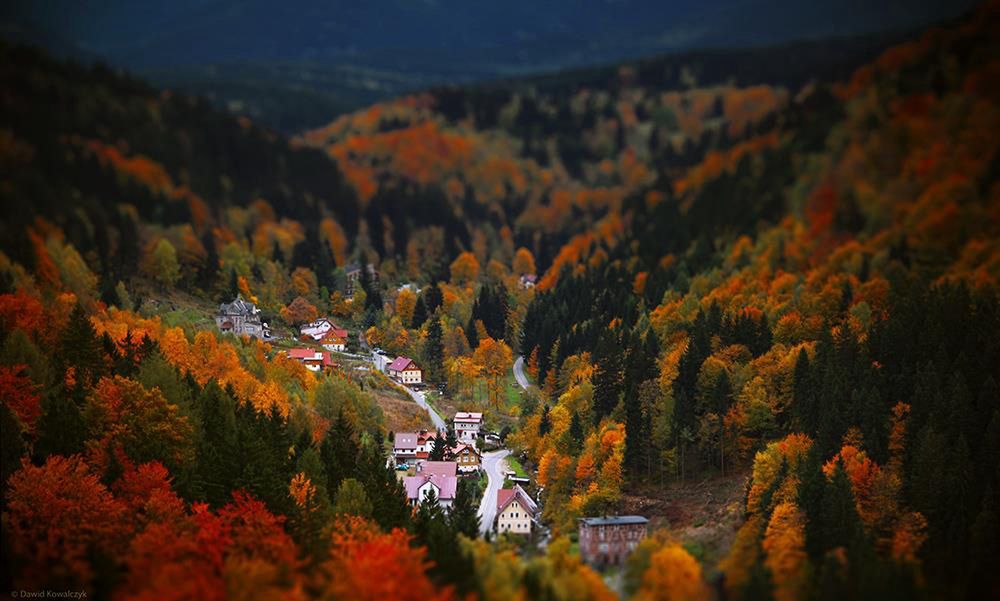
[323,516,453,601]
[4,455,129,589]
[0,364,42,434]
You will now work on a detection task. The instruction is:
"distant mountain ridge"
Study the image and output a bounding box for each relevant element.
[1,0,979,131]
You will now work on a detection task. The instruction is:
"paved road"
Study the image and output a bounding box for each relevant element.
[360,329,447,430]
[477,449,511,536]
[513,356,531,390]
[403,384,447,431]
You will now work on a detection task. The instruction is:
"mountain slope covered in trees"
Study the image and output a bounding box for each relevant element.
[1,2,999,600]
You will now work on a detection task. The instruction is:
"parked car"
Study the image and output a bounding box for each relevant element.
[395,463,409,471]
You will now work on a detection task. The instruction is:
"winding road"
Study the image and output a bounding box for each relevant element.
[403,384,446,430]
[477,449,511,536]
[513,355,531,390]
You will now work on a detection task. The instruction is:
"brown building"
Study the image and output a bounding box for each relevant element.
[577,516,649,566]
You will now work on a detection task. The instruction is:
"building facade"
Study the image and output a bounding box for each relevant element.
[388,356,423,384]
[453,412,483,443]
[577,516,649,566]
[403,473,456,510]
[453,444,481,473]
[496,484,537,535]
[216,294,270,339]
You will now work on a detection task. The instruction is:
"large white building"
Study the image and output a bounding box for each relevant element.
[453,412,483,443]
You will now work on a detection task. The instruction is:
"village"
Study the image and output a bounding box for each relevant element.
[215,291,650,567]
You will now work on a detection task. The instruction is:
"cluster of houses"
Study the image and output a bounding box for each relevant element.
[299,317,349,351]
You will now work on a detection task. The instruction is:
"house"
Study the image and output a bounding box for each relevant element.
[388,356,423,385]
[345,262,379,296]
[453,412,483,443]
[519,274,538,289]
[496,484,537,535]
[415,430,442,461]
[288,348,334,372]
[453,444,481,474]
[577,516,649,566]
[393,432,418,464]
[300,318,334,340]
[404,473,457,510]
[319,328,349,352]
[216,294,270,339]
[418,461,458,478]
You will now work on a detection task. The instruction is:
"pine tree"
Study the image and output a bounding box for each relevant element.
[449,478,481,538]
[58,303,104,389]
[333,477,373,517]
[535,405,551,438]
[430,430,447,461]
[568,412,585,453]
[193,381,238,506]
[411,295,429,328]
[320,409,359,494]
[445,426,458,452]
[424,314,444,383]
[820,458,863,552]
[34,388,86,461]
[356,440,411,531]
[792,348,816,434]
[592,329,623,424]
[425,282,443,314]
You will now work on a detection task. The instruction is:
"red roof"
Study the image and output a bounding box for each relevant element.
[497,484,537,514]
[497,488,515,511]
[289,348,317,359]
[388,356,419,372]
[421,461,458,477]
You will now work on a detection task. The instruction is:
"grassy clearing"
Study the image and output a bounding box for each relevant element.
[507,454,528,478]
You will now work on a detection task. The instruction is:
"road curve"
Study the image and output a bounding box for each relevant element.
[360,329,447,430]
[477,448,511,536]
[513,356,531,390]
[402,384,447,431]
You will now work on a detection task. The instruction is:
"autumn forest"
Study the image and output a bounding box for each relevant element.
[1,1,999,600]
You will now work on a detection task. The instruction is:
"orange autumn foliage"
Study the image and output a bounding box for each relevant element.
[634,544,709,601]
[323,517,453,601]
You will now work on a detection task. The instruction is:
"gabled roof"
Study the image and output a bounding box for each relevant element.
[288,348,321,360]
[453,443,480,458]
[404,474,457,500]
[388,356,419,372]
[497,484,537,514]
[394,432,418,450]
[454,412,483,422]
[218,294,259,316]
[578,515,649,527]
[420,461,458,477]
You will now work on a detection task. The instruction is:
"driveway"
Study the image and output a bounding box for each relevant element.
[477,449,511,536]
[513,356,531,390]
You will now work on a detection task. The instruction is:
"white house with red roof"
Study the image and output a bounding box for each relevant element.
[287,348,334,372]
[453,412,483,443]
[319,327,349,352]
[404,473,457,510]
[388,356,423,384]
[496,484,537,535]
[300,318,348,343]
